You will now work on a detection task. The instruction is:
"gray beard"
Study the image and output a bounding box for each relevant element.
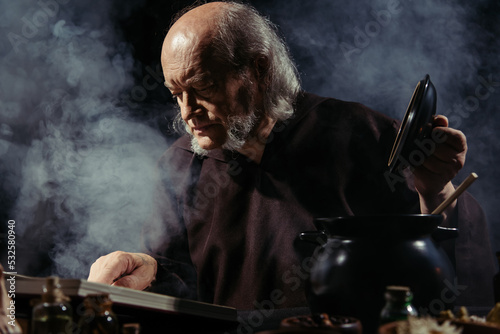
[189,111,258,156]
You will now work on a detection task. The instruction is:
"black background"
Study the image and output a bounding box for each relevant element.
[0,0,498,278]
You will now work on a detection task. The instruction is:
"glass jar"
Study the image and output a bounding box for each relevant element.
[78,294,119,334]
[380,285,418,324]
[31,277,73,334]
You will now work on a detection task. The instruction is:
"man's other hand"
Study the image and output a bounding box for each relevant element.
[88,251,157,290]
[414,115,467,217]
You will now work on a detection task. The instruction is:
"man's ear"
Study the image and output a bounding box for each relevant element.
[253,56,269,83]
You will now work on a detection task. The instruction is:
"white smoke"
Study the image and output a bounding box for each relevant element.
[0,0,171,278]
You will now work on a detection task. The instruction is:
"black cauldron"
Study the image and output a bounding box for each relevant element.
[297,214,457,334]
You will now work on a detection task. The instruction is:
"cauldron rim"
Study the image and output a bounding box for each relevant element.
[313,214,443,239]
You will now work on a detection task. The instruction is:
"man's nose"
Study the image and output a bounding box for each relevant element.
[180,91,202,120]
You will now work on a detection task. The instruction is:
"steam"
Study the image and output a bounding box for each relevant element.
[0,0,171,278]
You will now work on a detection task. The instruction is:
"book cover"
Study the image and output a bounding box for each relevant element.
[7,273,237,323]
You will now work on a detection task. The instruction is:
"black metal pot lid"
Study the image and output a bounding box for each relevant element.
[387,74,437,173]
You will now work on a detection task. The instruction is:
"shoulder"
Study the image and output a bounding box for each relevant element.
[294,92,397,134]
[283,92,398,149]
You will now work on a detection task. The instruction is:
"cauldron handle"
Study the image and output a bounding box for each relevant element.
[432,226,459,243]
[299,231,328,246]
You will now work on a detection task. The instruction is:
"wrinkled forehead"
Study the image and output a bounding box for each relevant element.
[162,34,215,81]
[161,27,239,89]
[162,22,216,67]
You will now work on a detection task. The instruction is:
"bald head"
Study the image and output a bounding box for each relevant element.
[168,1,227,35]
[161,2,228,69]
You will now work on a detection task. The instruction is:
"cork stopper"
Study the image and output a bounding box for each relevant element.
[385,285,413,302]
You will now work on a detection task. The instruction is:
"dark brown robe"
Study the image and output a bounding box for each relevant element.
[143,92,495,309]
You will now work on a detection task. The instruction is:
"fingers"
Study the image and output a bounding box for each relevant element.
[88,251,157,290]
[433,126,467,152]
[420,121,467,172]
[112,269,150,290]
[112,254,157,290]
[413,117,467,197]
[88,251,130,285]
[419,132,466,176]
[431,115,466,150]
[432,114,449,127]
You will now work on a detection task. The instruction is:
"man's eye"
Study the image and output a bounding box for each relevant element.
[195,85,215,96]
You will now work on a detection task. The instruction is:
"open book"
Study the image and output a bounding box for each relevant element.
[7,273,237,324]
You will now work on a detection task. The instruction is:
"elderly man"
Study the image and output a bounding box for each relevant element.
[88,1,494,311]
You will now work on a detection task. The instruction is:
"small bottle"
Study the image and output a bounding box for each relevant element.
[494,251,500,303]
[78,294,119,334]
[380,285,418,324]
[31,277,73,334]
